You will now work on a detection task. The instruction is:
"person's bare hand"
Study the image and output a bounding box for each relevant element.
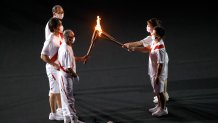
[52,63,60,70]
[122,43,130,49]
[83,55,90,64]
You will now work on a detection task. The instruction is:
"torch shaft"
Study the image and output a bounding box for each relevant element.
[102,31,123,46]
[84,30,99,64]
[86,30,97,56]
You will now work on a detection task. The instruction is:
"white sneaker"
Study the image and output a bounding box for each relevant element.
[153,96,157,100]
[153,94,170,103]
[165,93,169,101]
[152,107,168,117]
[56,108,63,116]
[153,97,158,103]
[49,113,64,121]
[148,105,159,113]
[49,113,55,120]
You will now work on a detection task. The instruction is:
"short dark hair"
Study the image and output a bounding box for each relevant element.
[147,18,161,27]
[48,18,61,32]
[154,26,165,38]
[63,30,74,41]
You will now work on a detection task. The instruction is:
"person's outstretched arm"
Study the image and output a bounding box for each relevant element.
[130,46,150,53]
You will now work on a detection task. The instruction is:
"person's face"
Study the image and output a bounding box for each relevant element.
[53,7,64,19]
[146,22,153,33]
[55,7,64,14]
[67,32,75,45]
[151,30,160,41]
[54,20,63,33]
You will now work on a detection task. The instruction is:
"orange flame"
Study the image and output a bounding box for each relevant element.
[95,16,102,36]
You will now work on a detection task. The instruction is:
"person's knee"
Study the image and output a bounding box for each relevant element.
[50,93,56,99]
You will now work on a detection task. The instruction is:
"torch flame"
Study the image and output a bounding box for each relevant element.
[95,16,102,36]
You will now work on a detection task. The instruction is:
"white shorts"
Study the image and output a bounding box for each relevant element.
[46,65,60,95]
[150,76,166,93]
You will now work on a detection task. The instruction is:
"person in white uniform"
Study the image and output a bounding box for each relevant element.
[123,18,169,103]
[45,4,64,115]
[126,26,169,117]
[45,5,64,40]
[41,18,64,120]
[58,30,87,123]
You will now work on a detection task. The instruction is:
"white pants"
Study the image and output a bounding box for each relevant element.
[58,72,77,117]
[46,65,60,95]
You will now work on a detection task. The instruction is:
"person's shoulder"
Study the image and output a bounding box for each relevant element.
[59,42,68,49]
[159,39,165,45]
[45,17,53,27]
[49,33,55,40]
[44,33,54,43]
[143,35,152,40]
[45,20,49,28]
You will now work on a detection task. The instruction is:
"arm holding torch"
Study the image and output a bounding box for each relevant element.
[125,46,150,53]
[122,40,144,50]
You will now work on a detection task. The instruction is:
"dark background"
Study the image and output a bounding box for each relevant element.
[0,0,218,123]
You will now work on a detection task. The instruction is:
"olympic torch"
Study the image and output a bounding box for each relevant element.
[84,16,125,64]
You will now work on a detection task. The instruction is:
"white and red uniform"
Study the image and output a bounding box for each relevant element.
[58,42,77,118]
[140,35,152,47]
[41,33,63,94]
[45,22,50,40]
[148,39,169,93]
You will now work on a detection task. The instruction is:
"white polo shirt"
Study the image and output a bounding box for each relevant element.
[41,33,63,69]
[140,35,152,47]
[58,42,76,74]
[148,39,169,80]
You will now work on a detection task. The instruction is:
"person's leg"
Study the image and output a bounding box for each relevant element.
[47,72,58,120]
[149,77,160,113]
[49,93,61,120]
[164,80,169,101]
[51,71,63,116]
[49,93,56,113]
[53,72,62,111]
[67,78,77,122]
[59,75,72,123]
[49,73,64,120]
[157,93,161,107]
[56,94,62,108]
[152,79,168,117]
[159,92,166,110]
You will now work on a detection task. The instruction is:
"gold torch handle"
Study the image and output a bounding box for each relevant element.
[84,30,98,64]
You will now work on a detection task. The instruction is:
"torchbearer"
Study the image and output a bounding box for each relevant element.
[123,18,169,104]
[58,29,87,123]
[125,26,169,117]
